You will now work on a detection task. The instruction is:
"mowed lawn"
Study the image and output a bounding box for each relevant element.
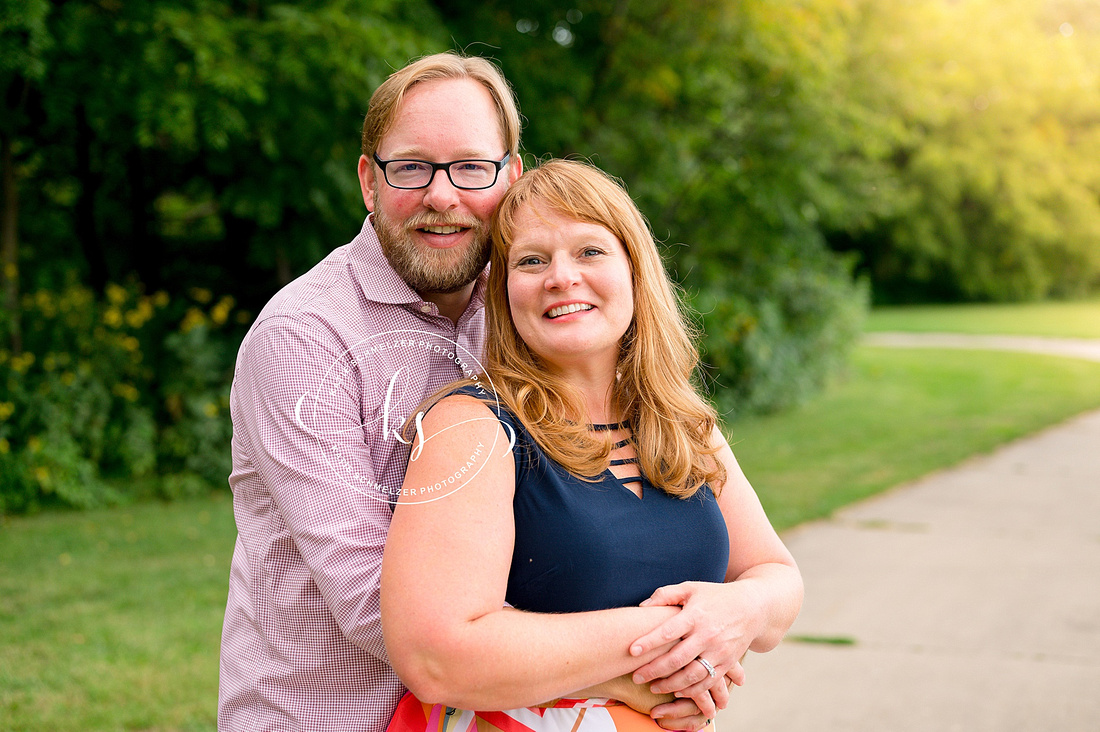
[4,301,1100,731]
[866,297,1100,338]
[732,346,1100,530]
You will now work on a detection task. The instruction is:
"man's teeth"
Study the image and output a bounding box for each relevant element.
[423,225,462,234]
[547,303,593,319]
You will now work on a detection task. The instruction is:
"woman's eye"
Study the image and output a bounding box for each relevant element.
[582,248,604,257]
[515,256,542,267]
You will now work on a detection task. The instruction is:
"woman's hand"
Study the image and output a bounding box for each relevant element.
[628,581,758,699]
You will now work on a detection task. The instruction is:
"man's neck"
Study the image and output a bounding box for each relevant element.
[421,282,476,325]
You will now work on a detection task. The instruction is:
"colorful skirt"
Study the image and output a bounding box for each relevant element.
[387,692,715,732]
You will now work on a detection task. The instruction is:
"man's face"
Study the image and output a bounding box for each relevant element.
[359,77,521,295]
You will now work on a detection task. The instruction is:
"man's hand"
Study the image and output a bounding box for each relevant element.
[573,675,713,730]
[651,697,717,731]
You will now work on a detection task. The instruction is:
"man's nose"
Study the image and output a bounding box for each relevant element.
[421,168,460,211]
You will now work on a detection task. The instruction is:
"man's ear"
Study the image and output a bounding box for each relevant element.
[358,155,377,212]
[506,152,523,185]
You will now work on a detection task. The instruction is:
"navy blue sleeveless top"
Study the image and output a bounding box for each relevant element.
[453,387,730,613]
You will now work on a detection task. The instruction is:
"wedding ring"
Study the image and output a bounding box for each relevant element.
[696,656,717,678]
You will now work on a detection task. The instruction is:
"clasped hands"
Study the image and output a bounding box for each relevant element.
[625,581,754,730]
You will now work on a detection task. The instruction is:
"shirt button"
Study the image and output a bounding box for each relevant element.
[419,303,432,314]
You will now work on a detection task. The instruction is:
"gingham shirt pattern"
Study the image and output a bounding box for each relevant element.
[218,217,487,732]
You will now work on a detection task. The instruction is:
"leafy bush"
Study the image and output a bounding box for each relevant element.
[692,255,868,417]
[0,282,243,514]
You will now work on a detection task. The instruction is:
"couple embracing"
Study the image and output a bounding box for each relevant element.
[218,52,802,732]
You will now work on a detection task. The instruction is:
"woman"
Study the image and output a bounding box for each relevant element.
[381,160,802,731]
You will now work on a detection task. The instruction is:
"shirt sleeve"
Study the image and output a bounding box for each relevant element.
[232,314,392,661]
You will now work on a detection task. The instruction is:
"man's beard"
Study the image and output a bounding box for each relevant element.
[372,204,490,295]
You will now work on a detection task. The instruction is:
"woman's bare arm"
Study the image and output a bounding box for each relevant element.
[382,395,685,710]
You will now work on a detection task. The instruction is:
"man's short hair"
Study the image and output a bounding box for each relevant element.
[362,52,522,160]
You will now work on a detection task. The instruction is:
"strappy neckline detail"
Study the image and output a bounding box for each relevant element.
[586,421,630,432]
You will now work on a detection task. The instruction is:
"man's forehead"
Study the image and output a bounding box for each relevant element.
[378,77,505,160]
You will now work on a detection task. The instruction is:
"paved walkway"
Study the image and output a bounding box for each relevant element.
[864,331,1100,362]
[719,335,1100,731]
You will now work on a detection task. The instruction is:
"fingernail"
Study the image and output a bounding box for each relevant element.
[630,644,643,656]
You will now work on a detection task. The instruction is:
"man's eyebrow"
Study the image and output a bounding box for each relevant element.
[383,148,501,161]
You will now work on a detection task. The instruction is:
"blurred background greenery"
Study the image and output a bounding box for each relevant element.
[2,0,1099,514]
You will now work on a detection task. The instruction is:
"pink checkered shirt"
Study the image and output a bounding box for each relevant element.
[219,217,487,732]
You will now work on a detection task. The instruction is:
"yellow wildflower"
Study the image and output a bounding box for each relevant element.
[103,308,123,328]
[203,402,219,418]
[125,299,154,329]
[112,383,140,402]
[34,291,57,317]
[0,402,13,420]
[180,307,206,333]
[210,295,235,326]
[190,287,214,304]
[105,283,128,305]
[153,290,170,308]
[0,438,9,454]
[11,352,35,373]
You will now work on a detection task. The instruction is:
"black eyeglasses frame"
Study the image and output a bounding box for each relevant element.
[372,152,512,191]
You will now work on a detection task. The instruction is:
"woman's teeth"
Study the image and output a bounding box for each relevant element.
[547,303,593,319]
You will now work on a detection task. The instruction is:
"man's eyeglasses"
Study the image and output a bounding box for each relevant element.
[372,153,511,190]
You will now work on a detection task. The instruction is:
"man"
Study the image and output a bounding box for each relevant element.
[219,52,725,732]
[218,52,522,732]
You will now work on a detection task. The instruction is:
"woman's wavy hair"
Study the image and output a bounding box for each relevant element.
[485,159,726,497]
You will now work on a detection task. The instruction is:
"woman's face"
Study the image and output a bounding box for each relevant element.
[505,203,634,375]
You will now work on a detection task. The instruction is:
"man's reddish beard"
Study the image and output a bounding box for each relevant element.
[372,202,491,295]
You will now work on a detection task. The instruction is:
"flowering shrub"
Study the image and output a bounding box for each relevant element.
[0,282,246,513]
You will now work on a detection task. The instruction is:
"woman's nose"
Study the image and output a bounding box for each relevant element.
[544,257,581,290]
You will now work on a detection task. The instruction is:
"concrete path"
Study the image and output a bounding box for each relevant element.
[719,336,1100,731]
[864,331,1100,363]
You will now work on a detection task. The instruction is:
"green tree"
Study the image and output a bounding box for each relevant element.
[436,0,879,412]
[15,0,446,305]
[2,1,451,512]
[834,0,1100,302]
[1,0,51,353]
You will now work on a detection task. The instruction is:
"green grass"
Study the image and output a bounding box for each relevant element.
[0,494,237,732]
[731,346,1100,530]
[866,297,1100,338]
[6,344,1100,730]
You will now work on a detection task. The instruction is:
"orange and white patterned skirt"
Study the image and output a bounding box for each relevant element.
[388,692,715,732]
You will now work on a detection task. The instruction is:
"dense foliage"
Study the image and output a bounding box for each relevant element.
[2,0,1097,511]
